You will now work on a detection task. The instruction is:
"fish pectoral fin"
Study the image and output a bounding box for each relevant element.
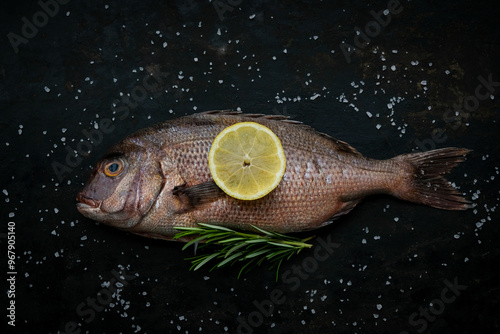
[172,180,224,213]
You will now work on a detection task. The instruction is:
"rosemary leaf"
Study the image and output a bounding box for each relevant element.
[192,253,220,271]
[197,223,234,232]
[265,248,291,260]
[267,241,297,248]
[223,242,248,257]
[216,252,245,268]
[182,235,209,251]
[250,225,276,237]
[238,258,258,279]
[244,239,269,244]
[217,237,247,244]
[244,248,272,259]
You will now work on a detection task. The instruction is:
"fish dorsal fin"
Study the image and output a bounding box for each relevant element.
[325,137,362,156]
[197,110,362,156]
[201,109,243,116]
[196,110,316,135]
[199,109,304,124]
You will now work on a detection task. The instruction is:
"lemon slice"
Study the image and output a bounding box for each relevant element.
[209,122,286,200]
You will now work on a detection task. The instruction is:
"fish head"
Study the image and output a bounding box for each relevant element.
[76,142,164,230]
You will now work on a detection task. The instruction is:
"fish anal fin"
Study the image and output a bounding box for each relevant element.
[330,200,361,220]
[307,200,361,231]
[316,200,362,229]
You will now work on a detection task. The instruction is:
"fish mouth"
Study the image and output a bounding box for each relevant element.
[76,193,100,210]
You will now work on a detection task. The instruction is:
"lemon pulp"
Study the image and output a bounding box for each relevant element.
[208,122,286,200]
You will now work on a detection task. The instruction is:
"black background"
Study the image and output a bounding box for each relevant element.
[1,0,499,333]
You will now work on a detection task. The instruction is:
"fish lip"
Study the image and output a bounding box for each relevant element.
[76,193,100,209]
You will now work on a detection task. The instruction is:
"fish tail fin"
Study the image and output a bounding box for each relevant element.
[392,148,472,210]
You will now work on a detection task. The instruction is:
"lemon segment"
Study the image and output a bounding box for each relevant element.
[208,122,286,200]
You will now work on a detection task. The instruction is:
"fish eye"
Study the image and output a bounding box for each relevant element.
[104,160,124,177]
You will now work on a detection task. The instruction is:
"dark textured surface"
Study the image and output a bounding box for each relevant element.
[1,0,499,333]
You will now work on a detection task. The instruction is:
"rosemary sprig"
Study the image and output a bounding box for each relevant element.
[174,223,314,280]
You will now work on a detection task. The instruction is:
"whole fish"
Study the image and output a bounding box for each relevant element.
[76,110,471,240]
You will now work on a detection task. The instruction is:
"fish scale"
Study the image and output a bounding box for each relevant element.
[167,115,364,231]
